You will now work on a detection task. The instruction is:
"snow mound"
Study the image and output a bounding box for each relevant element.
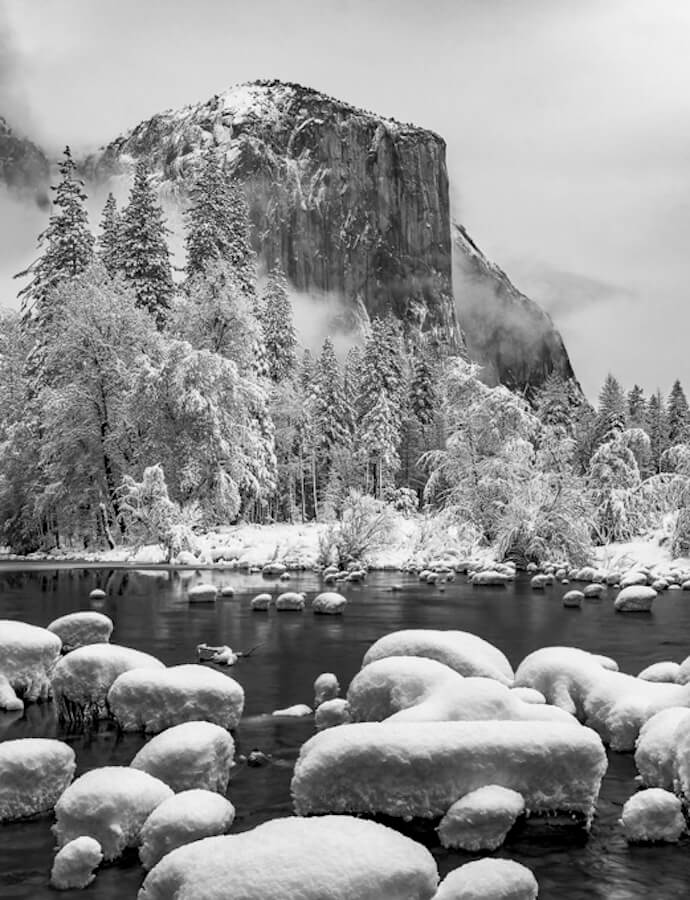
[292,721,606,823]
[273,703,312,717]
[514,646,690,750]
[314,672,340,706]
[0,674,23,711]
[0,738,76,822]
[188,583,218,602]
[0,619,62,703]
[130,721,235,792]
[316,698,352,730]
[138,815,439,900]
[47,611,113,652]
[362,629,514,685]
[53,766,174,860]
[470,570,509,586]
[433,858,538,900]
[619,788,686,843]
[638,662,681,683]
[275,591,305,611]
[108,664,244,732]
[347,657,572,724]
[437,785,525,850]
[313,591,347,614]
[139,789,235,870]
[51,643,164,723]
[250,593,272,610]
[614,585,656,612]
[635,708,690,788]
[510,687,546,704]
[51,836,103,890]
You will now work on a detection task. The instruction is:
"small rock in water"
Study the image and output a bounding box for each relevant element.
[89,589,106,600]
[272,703,312,717]
[220,586,235,598]
[247,750,271,767]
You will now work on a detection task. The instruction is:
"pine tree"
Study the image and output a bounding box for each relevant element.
[17,146,94,327]
[594,373,626,446]
[313,337,350,456]
[359,389,401,498]
[185,150,235,275]
[225,177,256,298]
[358,316,405,419]
[668,379,690,444]
[627,384,648,430]
[535,372,575,430]
[410,349,437,426]
[119,161,174,323]
[259,262,297,382]
[97,193,121,276]
[647,390,670,473]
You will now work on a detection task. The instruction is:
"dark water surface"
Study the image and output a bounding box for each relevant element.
[1,567,690,899]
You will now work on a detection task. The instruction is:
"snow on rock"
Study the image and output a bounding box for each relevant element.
[138,814,439,900]
[51,643,165,723]
[619,788,686,843]
[47,612,113,652]
[638,662,681,683]
[313,591,347,614]
[470,571,509,586]
[130,721,235,793]
[562,590,583,608]
[362,629,514,685]
[174,550,198,566]
[514,646,690,750]
[53,767,173,861]
[675,655,690,685]
[619,571,649,588]
[291,721,606,823]
[139,789,235,870]
[50,836,103,890]
[437,785,525,850]
[0,619,62,704]
[614,585,656,612]
[197,644,238,666]
[250,593,272,610]
[510,687,546,705]
[314,672,340,706]
[634,708,690,789]
[187,583,218,603]
[275,591,305,611]
[0,738,76,822]
[130,545,168,564]
[315,698,352,730]
[347,657,572,725]
[0,674,23,711]
[108,664,244,732]
[433,858,538,900]
[272,703,312,717]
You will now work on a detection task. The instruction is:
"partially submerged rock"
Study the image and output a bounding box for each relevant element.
[314,672,340,706]
[272,703,312,717]
[315,698,352,730]
[614,585,656,612]
[312,592,347,614]
[620,788,686,843]
[437,785,525,850]
[47,611,113,652]
[187,583,218,603]
[0,619,62,705]
[433,858,538,900]
[51,836,103,890]
[275,591,305,611]
[250,593,272,611]
[0,738,76,822]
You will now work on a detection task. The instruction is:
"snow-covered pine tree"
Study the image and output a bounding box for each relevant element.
[358,389,401,498]
[259,262,297,382]
[358,315,406,419]
[535,372,575,430]
[647,390,670,473]
[313,337,351,455]
[185,150,235,275]
[17,146,94,327]
[225,177,257,299]
[593,373,626,446]
[627,384,648,430]
[119,160,174,324]
[410,348,437,426]
[97,192,122,276]
[668,379,690,444]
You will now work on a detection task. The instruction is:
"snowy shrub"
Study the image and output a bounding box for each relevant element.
[391,487,419,516]
[318,490,393,567]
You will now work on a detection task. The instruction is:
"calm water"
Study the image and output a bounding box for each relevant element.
[1,566,690,899]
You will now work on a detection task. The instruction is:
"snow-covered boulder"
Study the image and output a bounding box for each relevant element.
[0,738,76,822]
[315,698,352,730]
[562,590,583,608]
[138,815,439,900]
[109,664,244,733]
[275,591,305,611]
[47,611,113,652]
[174,550,198,566]
[437,785,525,850]
[0,619,62,704]
[51,643,164,723]
[619,788,686,843]
[574,566,597,582]
[362,629,514,685]
[583,584,605,598]
[470,571,508,586]
[139,789,235,870]
[273,703,312,717]
[638,662,681,683]
[634,707,690,789]
[314,672,340,706]
[619,571,649,588]
[313,591,347,614]
[262,562,286,577]
[250,592,272,610]
[187,583,218,603]
[292,721,606,824]
[220,585,235,598]
[50,836,103,890]
[510,687,546,705]
[433,859,538,900]
[130,721,235,793]
[614,585,656,612]
[0,674,22,711]
[530,575,548,590]
[53,767,173,860]
[514,646,690,750]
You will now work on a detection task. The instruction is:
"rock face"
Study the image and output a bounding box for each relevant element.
[85,80,461,348]
[0,116,50,208]
[453,224,577,396]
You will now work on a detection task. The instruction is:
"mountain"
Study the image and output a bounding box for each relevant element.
[0,116,50,209]
[453,224,578,397]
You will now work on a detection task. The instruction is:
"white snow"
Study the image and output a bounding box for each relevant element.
[362,629,514,685]
[138,814,439,900]
[292,720,606,823]
[638,662,681,683]
[314,672,340,706]
[50,836,103,890]
[47,611,113,652]
[130,544,168,564]
[312,591,347,614]
[53,766,174,860]
[315,698,352,730]
[433,859,538,900]
[347,656,572,724]
[108,664,244,732]
[614,585,656,612]
[0,674,22,711]
[619,788,686,843]
[130,721,235,792]
[437,785,525,850]
[139,789,235,870]
[634,707,690,789]
[0,619,62,704]
[50,643,164,722]
[250,593,272,610]
[514,646,690,750]
[275,591,305,611]
[0,738,76,822]
[510,687,546,704]
[187,583,218,602]
[272,703,312,717]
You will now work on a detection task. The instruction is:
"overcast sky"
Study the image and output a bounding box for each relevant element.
[2,0,689,399]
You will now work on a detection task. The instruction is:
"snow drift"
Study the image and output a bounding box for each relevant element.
[0,738,76,822]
